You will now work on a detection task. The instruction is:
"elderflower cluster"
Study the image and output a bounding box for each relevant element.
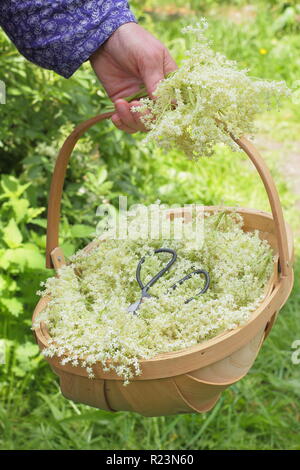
[34,211,274,384]
[132,19,290,158]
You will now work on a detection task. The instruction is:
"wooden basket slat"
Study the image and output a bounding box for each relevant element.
[173,375,227,413]
[105,378,192,416]
[188,326,265,384]
[52,367,113,411]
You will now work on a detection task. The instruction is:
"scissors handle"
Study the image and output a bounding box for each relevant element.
[136,248,177,296]
[170,269,210,303]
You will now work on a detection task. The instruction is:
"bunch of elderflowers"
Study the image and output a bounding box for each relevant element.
[127,19,290,158]
[34,210,274,384]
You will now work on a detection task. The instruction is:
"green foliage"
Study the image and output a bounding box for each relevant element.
[0,174,47,322]
[0,31,107,173]
[0,0,300,450]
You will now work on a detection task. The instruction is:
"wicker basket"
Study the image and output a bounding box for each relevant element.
[32,112,294,417]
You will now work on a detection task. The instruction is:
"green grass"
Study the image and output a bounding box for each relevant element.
[1,272,300,450]
[1,1,300,450]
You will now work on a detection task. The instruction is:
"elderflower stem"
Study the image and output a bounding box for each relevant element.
[101,72,175,113]
[102,87,148,113]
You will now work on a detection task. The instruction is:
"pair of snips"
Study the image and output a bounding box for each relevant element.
[128,248,210,315]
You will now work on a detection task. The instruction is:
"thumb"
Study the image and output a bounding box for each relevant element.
[141,61,165,99]
[141,50,177,99]
[163,50,178,76]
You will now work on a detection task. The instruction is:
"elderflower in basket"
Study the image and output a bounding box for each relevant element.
[34,211,274,384]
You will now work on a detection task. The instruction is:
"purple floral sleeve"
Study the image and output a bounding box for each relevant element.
[0,0,137,78]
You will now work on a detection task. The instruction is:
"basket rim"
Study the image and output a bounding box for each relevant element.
[32,206,294,380]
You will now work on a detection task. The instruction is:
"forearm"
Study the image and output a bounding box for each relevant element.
[0,0,137,78]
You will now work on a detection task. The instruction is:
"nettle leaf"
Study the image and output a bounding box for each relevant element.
[95,167,108,185]
[13,342,41,377]
[0,249,7,268]
[0,276,6,292]
[60,242,76,258]
[29,218,47,229]
[1,175,18,194]
[1,175,31,198]
[29,231,46,250]
[70,224,95,238]
[15,342,39,359]
[1,297,23,317]
[27,207,45,222]
[0,274,17,294]
[3,218,23,248]
[10,198,29,222]
[0,245,44,270]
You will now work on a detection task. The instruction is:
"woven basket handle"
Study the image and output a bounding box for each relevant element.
[45,112,290,277]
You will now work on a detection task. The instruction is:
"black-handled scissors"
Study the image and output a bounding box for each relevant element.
[128,248,210,315]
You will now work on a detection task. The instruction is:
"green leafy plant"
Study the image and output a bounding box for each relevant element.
[0,175,46,319]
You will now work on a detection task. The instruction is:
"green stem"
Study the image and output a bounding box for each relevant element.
[102,87,149,113]
[101,71,174,113]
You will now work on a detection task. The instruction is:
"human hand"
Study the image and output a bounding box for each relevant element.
[90,22,177,134]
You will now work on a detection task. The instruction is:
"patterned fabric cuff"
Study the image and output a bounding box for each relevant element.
[56,8,138,78]
[0,1,137,78]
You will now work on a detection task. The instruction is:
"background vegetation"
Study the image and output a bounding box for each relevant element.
[0,0,300,450]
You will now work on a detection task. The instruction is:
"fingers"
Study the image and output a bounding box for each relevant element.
[141,60,165,98]
[110,44,177,134]
[117,99,147,131]
[111,99,147,133]
[111,113,136,134]
[128,100,148,132]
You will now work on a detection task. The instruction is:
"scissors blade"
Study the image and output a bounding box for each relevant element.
[127,299,142,314]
